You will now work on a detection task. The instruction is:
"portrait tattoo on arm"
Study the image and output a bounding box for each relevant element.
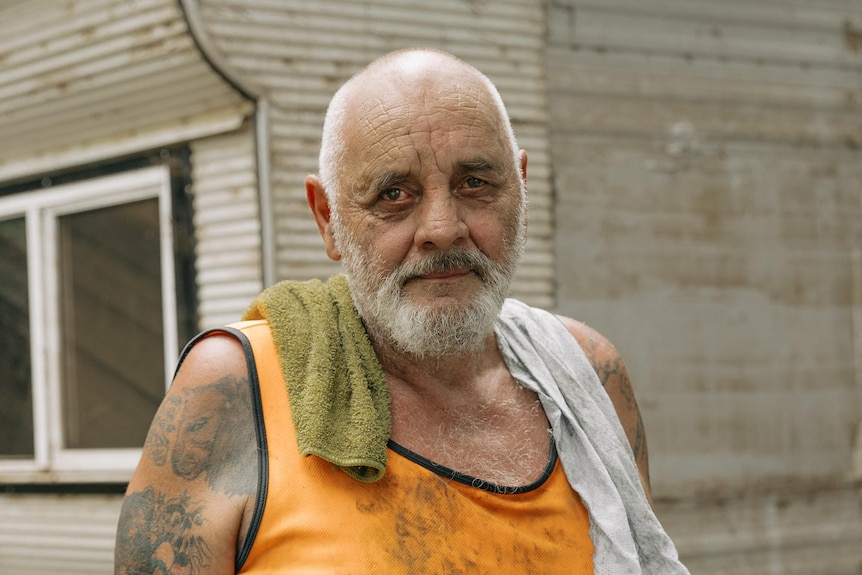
[144,395,181,467]
[116,374,257,573]
[146,374,257,496]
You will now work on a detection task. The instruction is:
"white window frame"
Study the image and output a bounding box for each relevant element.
[0,166,178,483]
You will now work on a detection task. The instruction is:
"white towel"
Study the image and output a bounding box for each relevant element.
[495,299,690,575]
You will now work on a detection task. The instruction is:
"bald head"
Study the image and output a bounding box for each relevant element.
[318,49,520,201]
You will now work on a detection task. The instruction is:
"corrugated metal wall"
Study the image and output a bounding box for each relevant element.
[190,127,263,329]
[195,0,555,308]
[548,0,862,572]
[0,493,121,575]
[0,0,251,182]
[0,1,254,572]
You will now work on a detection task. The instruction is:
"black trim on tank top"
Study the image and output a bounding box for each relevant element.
[387,438,557,495]
[174,327,269,571]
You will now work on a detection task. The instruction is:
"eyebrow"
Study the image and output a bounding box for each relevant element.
[457,157,499,174]
[362,157,501,194]
[367,171,410,193]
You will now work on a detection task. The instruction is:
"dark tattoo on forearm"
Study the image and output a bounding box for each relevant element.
[115,487,212,575]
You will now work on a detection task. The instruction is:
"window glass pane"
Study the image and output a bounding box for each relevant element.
[0,217,34,457]
[58,199,166,449]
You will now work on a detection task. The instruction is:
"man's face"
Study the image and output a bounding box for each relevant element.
[330,79,527,358]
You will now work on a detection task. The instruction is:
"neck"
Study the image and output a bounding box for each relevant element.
[370,330,504,402]
[376,327,552,487]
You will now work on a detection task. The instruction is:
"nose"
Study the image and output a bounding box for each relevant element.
[413,189,468,251]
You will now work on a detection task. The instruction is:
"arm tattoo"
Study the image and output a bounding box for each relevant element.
[579,326,648,464]
[580,328,627,397]
[634,411,650,482]
[146,374,256,496]
[144,396,181,466]
[115,487,212,575]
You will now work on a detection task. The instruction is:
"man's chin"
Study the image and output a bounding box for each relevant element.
[398,293,479,318]
[401,278,483,306]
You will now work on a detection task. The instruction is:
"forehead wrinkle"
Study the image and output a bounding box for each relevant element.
[342,98,411,187]
[342,75,513,194]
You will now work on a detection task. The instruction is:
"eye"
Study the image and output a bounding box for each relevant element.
[465,176,486,189]
[381,188,403,201]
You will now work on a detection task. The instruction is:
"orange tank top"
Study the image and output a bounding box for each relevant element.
[230,320,594,574]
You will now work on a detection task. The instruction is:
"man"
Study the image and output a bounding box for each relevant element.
[114,48,688,574]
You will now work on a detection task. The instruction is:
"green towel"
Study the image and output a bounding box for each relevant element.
[242,274,391,482]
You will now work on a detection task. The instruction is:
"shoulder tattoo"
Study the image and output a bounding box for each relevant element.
[144,374,257,496]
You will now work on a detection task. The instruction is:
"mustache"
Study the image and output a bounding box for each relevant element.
[393,249,494,284]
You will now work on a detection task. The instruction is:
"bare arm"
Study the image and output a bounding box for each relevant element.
[114,334,257,575]
[557,316,654,508]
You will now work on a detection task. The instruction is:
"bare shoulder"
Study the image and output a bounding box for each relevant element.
[114,333,258,575]
[555,315,653,504]
[555,317,611,363]
[555,317,628,391]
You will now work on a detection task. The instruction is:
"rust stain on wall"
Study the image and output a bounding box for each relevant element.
[845,20,861,52]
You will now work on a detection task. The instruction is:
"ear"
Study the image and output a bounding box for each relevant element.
[518,149,528,183]
[305,175,341,261]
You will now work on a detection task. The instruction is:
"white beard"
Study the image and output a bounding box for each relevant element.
[333,217,525,360]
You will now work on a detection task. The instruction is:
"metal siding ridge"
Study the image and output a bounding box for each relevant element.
[197,264,261,283]
[0,39,199,105]
[0,63,227,137]
[199,280,263,299]
[552,51,862,103]
[554,44,862,83]
[205,26,545,61]
[194,232,262,255]
[201,14,545,44]
[189,129,262,327]
[569,6,862,68]
[0,0,252,181]
[549,94,862,146]
[1,93,248,154]
[191,139,255,160]
[196,249,259,267]
[566,0,862,30]
[207,0,542,26]
[0,493,121,575]
[198,296,259,314]
[0,6,187,84]
[195,202,259,226]
[221,53,542,83]
[193,187,259,209]
[0,110,248,184]
[0,0,163,53]
[193,173,258,195]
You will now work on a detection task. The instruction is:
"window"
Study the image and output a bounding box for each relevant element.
[0,163,196,483]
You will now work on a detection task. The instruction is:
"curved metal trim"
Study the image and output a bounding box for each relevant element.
[177,0,257,100]
[177,0,277,289]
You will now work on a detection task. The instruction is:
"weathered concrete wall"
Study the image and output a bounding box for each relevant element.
[548,0,862,571]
